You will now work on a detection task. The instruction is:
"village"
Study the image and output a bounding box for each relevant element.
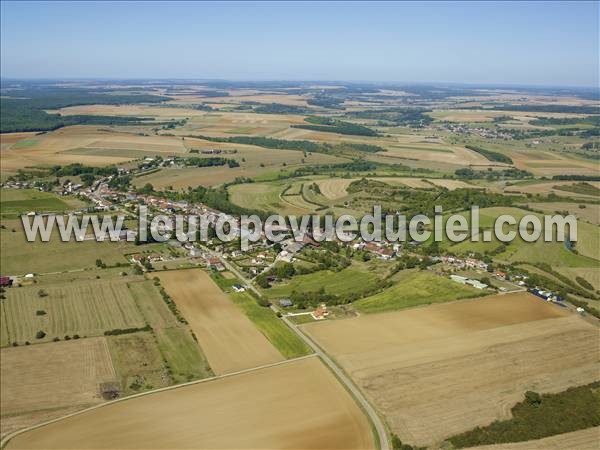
[1,167,568,320]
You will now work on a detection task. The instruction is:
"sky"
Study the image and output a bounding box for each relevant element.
[1,1,598,87]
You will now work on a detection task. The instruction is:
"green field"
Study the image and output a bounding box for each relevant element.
[1,189,76,218]
[439,207,599,268]
[107,331,168,395]
[0,219,136,274]
[353,271,482,314]
[128,279,179,328]
[128,279,214,382]
[228,181,317,215]
[230,292,312,358]
[154,327,214,383]
[264,266,381,299]
[0,278,145,346]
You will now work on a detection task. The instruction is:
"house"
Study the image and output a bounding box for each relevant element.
[278,250,294,263]
[232,284,246,293]
[376,247,395,260]
[0,276,12,287]
[189,247,202,257]
[311,303,329,320]
[302,235,320,248]
[279,299,293,308]
[206,257,225,271]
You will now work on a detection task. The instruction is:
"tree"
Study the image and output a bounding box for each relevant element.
[140,183,154,194]
[80,173,96,187]
[525,391,542,407]
[37,289,48,298]
[35,330,46,339]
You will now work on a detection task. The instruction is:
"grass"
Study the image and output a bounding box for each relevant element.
[553,182,600,196]
[107,331,168,395]
[448,382,600,448]
[438,207,599,269]
[128,279,179,328]
[0,189,74,218]
[230,292,312,358]
[0,278,145,346]
[154,327,214,383]
[264,266,381,299]
[353,271,482,314]
[128,278,214,382]
[0,219,136,274]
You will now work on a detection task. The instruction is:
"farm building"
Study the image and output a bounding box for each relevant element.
[311,303,329,320]
[465,279,488,289]
[206,257,225,271]
[0,276,13,287]
[279,299,293,308]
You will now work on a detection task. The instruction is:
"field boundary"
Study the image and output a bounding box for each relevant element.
[0,354,316,449]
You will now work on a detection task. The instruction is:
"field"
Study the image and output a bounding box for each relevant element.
[132,138,345,188]
[353,270,483,314]
[264,266,382,300]
[302,293,600,447]
[527,202,600,225]
[0,278,146,346]
[107,332,169,395]
[0,189,82,218]
[505,180,600,198]
[315,178,357,200]
[0,338,117,439]
[229,292,311,358]
[0,126,188,176]
[0,219,136,274]
[466,427,600,450]
[441,206,600,287]
[5,357,375,450]
[155,269,284,374]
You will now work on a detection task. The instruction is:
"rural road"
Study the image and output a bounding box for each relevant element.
[203,246,391,450]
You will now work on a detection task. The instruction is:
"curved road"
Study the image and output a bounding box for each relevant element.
[202,246,390,450]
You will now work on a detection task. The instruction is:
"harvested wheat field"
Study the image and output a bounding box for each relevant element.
[302,293,600,447]
[156,269,283,374]
[5,357,374,450]
[1,338,117,439]
[506,180,600,198]
[368,177,433,189]
[466,426,600,450]
[1,126,187,173]
[315,178,357,199]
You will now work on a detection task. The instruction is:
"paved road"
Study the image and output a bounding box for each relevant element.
[202,245,390,450]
